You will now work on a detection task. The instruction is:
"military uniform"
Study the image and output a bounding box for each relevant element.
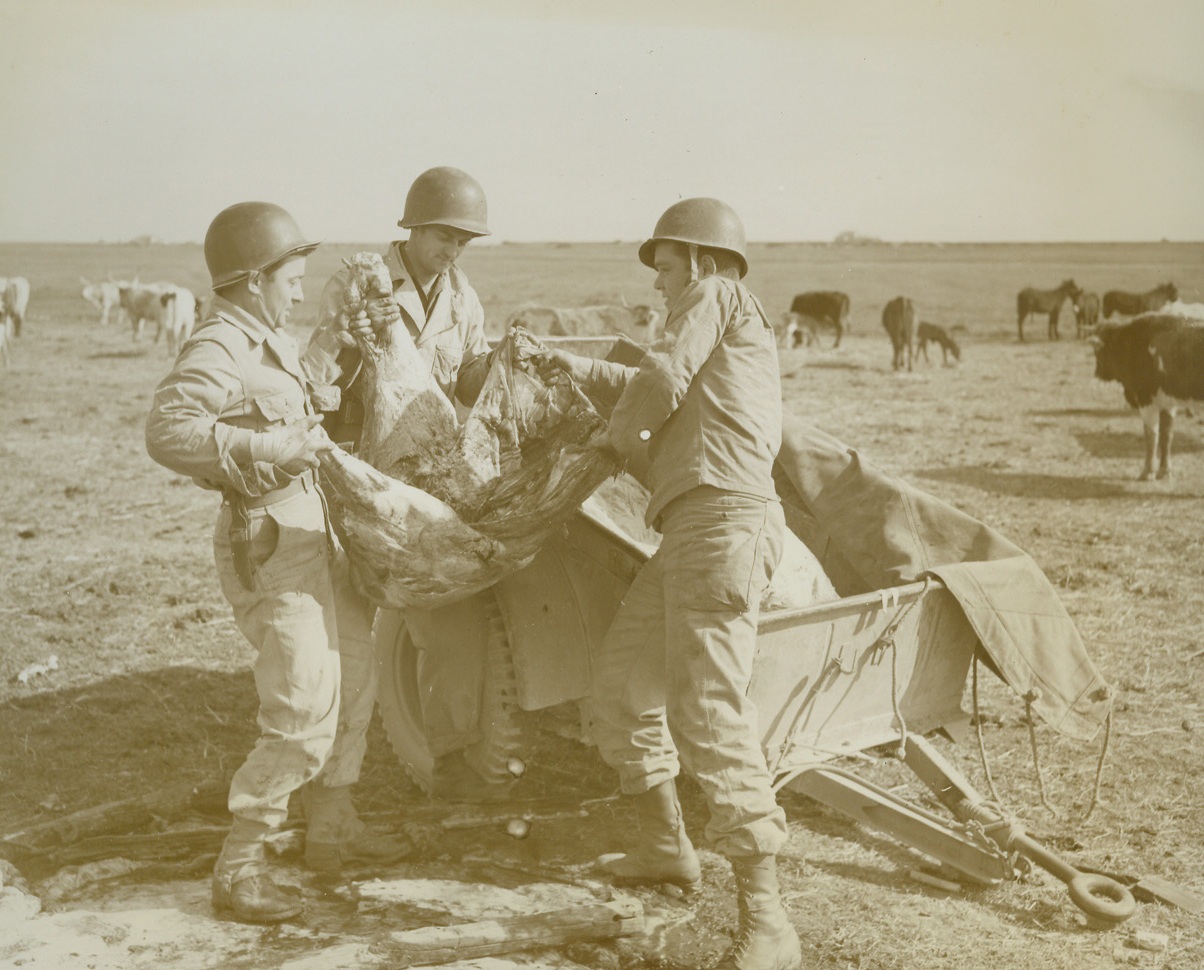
[145,296,376,832]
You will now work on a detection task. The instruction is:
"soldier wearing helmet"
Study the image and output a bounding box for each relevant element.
[542,199,801,970]
[146,202,409,925]
[304,167,514,802]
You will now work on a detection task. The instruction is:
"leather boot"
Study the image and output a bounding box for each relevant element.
[597,780,701,890]
[301,784,412,872]
[211,818,302,924]
[715,854,802,970]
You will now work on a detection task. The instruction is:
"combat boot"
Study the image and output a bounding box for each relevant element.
[597,779,701,890]
[211,819,302,924]
[301,783,412,872]
[715,854,802,970]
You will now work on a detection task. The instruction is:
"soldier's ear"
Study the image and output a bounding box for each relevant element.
[698,253,718,278]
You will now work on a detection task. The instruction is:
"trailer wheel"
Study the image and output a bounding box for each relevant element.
[375,593,523,795]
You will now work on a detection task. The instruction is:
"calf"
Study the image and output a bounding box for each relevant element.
[1091,312,1204,480]
[507,302,661,342]
[882,296,916,371]
[788,290,850,347]
[916,321,960,365]
[1074,291,1100,338]
[0,276,30,337]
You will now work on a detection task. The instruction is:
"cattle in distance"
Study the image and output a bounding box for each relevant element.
[882,296,917,371]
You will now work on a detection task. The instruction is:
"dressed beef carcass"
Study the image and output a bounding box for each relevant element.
[317,252,620,609]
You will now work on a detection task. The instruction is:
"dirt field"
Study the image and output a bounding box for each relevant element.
[1,240,1202,969]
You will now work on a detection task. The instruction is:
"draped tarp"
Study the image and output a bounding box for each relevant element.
[773,413,1112,741]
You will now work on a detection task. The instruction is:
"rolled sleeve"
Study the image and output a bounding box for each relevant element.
[452,289,494,406]
[607,280,727,460]
[303,269,358,397]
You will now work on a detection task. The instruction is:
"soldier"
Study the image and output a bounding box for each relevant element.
[541,199,802,970]
[146,202,408,924]
[304,167,513,802]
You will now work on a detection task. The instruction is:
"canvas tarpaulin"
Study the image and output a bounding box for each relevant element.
[772,413,1112,741]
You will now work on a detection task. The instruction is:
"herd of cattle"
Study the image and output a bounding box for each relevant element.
[1,267,1202,483]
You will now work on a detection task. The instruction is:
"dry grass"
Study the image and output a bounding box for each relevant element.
[1,240,1202,968]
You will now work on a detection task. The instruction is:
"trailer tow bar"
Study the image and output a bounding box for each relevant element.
[902,734,1136,924]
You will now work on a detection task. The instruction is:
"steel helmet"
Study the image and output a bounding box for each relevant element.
[205,202,319,289]
[638,197,748,278]
[398,166,490,237]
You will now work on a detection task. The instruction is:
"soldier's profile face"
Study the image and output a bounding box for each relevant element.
[258,255,307,329]
[652,241,691,309]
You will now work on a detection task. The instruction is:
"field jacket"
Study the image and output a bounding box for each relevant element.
[576,275,782,528]
[145,297,320,499]
[305,242,492,416]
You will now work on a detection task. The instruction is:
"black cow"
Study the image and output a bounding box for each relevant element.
[1102,282,1178,319]
[1074,291,1100,338]
[1016,279,1082,341]
[882,296,916,371]
[916,321,960,365]
[1091,312,1204,480]
[787,290,850,348]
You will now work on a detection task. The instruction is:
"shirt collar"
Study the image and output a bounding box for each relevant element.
[207,295,273,344]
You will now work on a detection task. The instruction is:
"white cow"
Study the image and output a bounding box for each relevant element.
[157,285,197,355]
[0,291,10,366]
[506,302,662,342]
[80,277,128,327]
[0,276,30,338]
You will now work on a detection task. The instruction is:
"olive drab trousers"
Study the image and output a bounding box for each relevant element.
[590,485,790,859]
[213,486,378,830]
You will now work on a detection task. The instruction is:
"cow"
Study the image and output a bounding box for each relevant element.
[119,282,175,342]
[1090,312,1204,480]
[774,312,804,349]
[1073,291,1100,339]
[786,291,850,348]
[1016,279,1081,341]
[1103,282,1178,319]
[882,296,916,371]
[0,276,31,338]
[916,321,960,365]
[157,286,197,355]
[506,303,661,342]
[80,277,128,327]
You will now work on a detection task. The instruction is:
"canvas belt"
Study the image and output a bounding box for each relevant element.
[235,469,317,509]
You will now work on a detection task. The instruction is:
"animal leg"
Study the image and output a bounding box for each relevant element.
[1138,406,1159,481]
[1156,409,1175,480]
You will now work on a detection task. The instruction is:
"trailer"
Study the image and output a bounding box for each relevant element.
[373,336,1135,925]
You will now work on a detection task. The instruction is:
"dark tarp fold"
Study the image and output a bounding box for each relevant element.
[773,414,1112,741]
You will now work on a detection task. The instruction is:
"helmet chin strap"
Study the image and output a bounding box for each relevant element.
[687,244,700,284]
[248,273,284,330]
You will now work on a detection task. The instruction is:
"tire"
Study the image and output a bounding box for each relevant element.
[375,592,524,794]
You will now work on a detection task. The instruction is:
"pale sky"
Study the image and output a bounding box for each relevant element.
[1,0,1201,244]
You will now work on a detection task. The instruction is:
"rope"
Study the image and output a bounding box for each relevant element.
[971,653,1008,807]
[879,576,931,759]
[1023,690,1061,819]
[1082,709,1112,822]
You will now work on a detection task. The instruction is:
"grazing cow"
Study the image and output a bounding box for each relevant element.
[1091,312,1204,480]
[916,321,961,365]
[119,282,175,342]
[80,277,128,327]
[1016,279,1081,341]
[882,296,916,371]
[1073,291,1100,339]
[506,303,661,342]
[774,312,804,349]
[0,276,31,338]
[787,290,850,348]
[1103,282,1177,319]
